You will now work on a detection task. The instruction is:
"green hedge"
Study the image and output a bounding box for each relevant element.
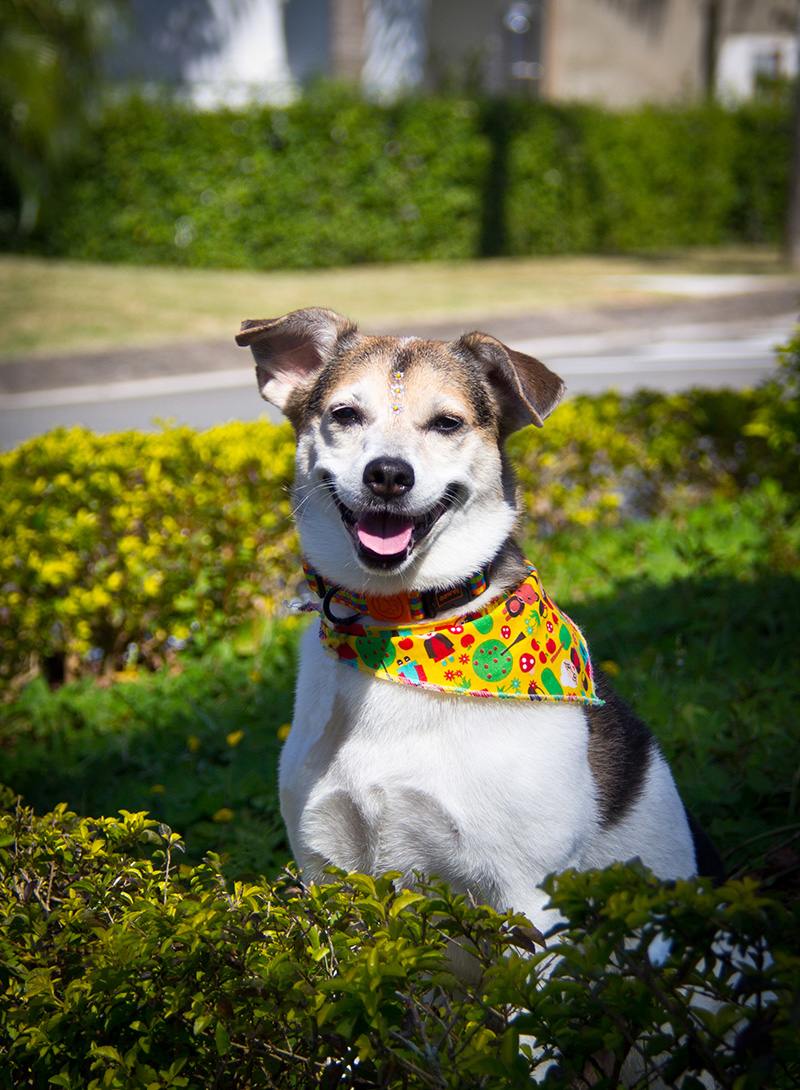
[42,92,491,267]
[22,90,790,268]
[3,363,798,685]
[1,792,798,1090]
[0,420,297,683]
[503,105,767,253]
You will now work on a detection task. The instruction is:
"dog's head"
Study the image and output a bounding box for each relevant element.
[237,307,564,594]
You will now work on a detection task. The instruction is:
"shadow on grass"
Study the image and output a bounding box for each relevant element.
[564,570,800,891]
[0,626,303,880]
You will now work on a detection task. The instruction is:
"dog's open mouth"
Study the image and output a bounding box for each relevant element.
[324,479,458,568]
[355,510,415,558]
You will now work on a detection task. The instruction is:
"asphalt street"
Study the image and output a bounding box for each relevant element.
[1,279,797,450]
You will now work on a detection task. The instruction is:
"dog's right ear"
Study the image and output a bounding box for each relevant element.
[236,307,357,412]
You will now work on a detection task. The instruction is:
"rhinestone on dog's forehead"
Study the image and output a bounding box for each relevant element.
[378,337,497,429]
[386,337,421,415]
[389,366,405,415]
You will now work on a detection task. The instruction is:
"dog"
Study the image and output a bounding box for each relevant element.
[236,307,723,940]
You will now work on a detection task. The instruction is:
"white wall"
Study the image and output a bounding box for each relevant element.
[716,33,799,101]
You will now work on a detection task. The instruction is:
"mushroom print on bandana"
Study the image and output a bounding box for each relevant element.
[318,566,603,706]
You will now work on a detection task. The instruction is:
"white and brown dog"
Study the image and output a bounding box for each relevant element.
[237,307,722,937]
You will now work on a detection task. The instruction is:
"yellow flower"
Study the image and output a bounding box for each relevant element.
[106,571,124,591]
[226,730,244,748]
[213,808,234,824]
[600,660,621,677]
[277,723,291,741]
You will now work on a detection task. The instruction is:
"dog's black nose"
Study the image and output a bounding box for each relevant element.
[363,457,415,499]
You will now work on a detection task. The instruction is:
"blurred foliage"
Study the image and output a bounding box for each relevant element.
[7,89,790,264]
[745,324,800,465]
[38,90,491,266]
[0,419,297,683]
[509,383,800,537]
[1,793,798,1089]
[0,0,124,236]
[504,102,789,254]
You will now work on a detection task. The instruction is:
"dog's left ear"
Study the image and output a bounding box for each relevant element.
[456,332,565,431]
[236,307,357,413]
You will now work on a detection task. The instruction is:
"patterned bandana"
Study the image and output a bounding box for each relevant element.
[317,565,602,705]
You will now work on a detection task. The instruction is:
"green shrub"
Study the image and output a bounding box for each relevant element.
[19,91,790,268]
[745,326,800,466]
[0,420,297,682]
[510,383,797,535]
[1,792,798,1090]
[503,104,752,255]
[42,91,490,268]
[2,380,796,683]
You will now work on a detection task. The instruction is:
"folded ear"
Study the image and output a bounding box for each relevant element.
[456,331,565,433]
[236,307,357,412]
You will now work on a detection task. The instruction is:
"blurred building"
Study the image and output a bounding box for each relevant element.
[714,0,799,100]
[106,0,297,105]
[109,0,798,107]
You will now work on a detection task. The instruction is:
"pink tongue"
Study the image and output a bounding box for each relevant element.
[356,512,414,556]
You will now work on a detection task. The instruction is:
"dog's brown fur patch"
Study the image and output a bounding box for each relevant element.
[290,335,501,437]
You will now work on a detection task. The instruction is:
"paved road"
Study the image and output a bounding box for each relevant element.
[1,283,796,450]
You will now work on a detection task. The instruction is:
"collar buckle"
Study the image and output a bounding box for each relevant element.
[364,593,416,624]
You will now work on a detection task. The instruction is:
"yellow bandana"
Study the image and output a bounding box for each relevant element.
[318,566,602,705]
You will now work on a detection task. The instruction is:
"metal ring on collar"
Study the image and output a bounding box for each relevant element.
[322,585,362,626]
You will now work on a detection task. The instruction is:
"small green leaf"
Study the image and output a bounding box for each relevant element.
[193,1014,213,1036]
[215,1021,231,1056]
[91,1045,123,1064]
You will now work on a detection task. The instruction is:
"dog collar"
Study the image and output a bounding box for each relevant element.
[315,564,602,705]
[301,556,492,625]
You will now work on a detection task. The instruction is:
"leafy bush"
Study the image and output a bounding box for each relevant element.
[2,380,797,684]
[508,384,800,536]
[17,91,790,267]
[0,420,297,683]
[745,326,800,468]
[503,105,756,254]
[41,91,490,268]
[1,792,798,1089]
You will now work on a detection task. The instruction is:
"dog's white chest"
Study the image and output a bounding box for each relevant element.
[279,623,599,919]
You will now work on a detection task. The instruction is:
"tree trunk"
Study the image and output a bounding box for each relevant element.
[330,0,367,84]
[786,73,800,267]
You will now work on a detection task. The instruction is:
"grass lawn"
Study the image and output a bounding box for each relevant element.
[1,246,795,358]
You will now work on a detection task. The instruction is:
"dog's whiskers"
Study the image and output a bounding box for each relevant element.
[291,480,335,519]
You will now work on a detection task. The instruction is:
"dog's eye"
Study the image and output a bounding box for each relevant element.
[429,414,464,434]
[330,405,362,426]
